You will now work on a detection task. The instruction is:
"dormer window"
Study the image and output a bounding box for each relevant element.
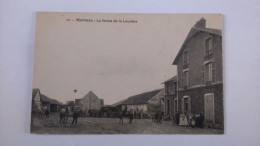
[205,37,212,56]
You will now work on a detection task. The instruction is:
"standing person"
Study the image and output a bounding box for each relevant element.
[198,112,204,128]
[45,109,49,118]
[175,111,180,125]
[158,111,163,124]
[128,109,134,124]
[71,110,78,125]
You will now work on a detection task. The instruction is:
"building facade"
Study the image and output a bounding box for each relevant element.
[121,89,163,113]
[172,18,223,128]
[162,76,177,117]
[32,88,42,110]
[75,91,104,113]
[32,88,61,112]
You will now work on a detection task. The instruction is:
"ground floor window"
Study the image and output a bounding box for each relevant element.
[182,96,191,114]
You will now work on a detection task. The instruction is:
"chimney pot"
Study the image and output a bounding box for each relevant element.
[194,17,206,28]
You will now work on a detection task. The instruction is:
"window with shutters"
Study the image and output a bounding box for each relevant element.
[183,71,189,88]
[165,82,176,95]
[201,64,205,85]
[205,37,212,56]
[182,96,190,114]
[183,51,188,65]
[204,62,216,84]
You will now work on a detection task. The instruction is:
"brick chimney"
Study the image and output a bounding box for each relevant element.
[194,17,206,28]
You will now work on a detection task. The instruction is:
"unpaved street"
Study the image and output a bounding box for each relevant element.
[31,114,223,134]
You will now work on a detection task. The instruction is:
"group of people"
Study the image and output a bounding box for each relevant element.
[118,108,134,124]
[175,112,204,128]
[32,107,49,119]
[59,107,78,125]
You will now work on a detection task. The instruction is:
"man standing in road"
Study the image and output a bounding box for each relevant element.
[71,110,78,125]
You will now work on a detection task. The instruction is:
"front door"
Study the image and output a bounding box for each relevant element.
[204,93,214,124]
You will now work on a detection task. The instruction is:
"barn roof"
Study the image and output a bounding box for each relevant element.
[110,99,125,107]
[82,90,101,101]
[122,89,162,105]
[41,94,61,105]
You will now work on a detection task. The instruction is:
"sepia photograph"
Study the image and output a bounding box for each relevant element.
[31,12,224,134]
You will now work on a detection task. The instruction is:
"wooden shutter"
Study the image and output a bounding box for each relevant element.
[201,64,205,85]
[212,62,216,83]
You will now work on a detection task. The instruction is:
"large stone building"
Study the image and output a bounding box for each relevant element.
[75,91,104,112]
[172,18,223,128]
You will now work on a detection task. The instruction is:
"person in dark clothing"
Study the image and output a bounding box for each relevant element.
[71,111,78,125]
[196,112,204,128]
[128,110,134,124]
[158,111,163,124]
[175,111,180,125]
[198,112,204,128]
[45,109,49,118]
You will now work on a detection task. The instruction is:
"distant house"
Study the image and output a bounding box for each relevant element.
[75,91,104,112]
[32,88,42,110]
[121,89,163,113]
[41,94,61,112]
[162,76,177,117]
[172,18,223,128]
[32,88,61,112]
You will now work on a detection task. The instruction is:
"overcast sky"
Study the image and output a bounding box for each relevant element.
[33,13,222,105]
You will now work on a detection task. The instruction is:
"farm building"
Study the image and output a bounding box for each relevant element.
[41,94,61,112]
[147,89,165,114]
[32,88,42,110]
[32,88,61,112]
[74,91,104,113]
[121,89,164,113]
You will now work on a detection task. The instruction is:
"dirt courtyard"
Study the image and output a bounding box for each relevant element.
[31,114,223,134]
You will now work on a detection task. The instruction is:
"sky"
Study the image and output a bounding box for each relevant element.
[33,13,222,105]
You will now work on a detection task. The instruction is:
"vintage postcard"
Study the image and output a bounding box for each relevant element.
[31,12,224,134]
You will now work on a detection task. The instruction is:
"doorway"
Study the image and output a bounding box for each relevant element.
[204,93,214,124]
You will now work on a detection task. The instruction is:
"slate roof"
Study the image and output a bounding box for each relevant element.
[41,94,61,105]
[82,90,101,101]
[110,99,125,107]
[122,89,162,105]
[162,76,177,84]
[172,19,222,65]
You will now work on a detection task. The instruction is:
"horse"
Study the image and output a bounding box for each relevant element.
[153,111,163,123]
[37,108,44,119]
[59,108,69,124]
[118,108,127,124]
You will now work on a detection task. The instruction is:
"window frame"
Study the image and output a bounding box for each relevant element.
[182,96,191,114]
[205,36,213,57]
[183,50,189,65]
